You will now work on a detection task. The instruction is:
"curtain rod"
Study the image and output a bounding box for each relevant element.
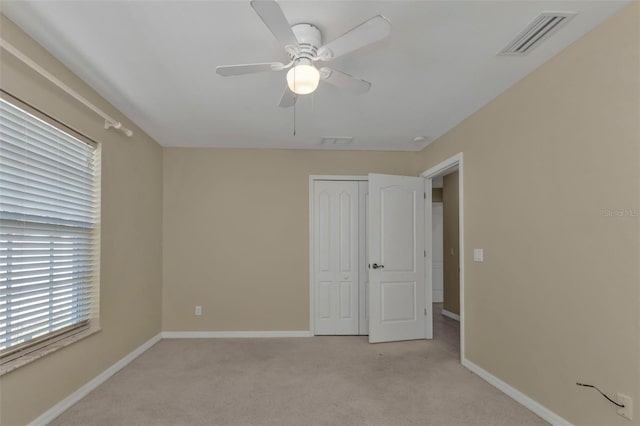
[0,38,133,137]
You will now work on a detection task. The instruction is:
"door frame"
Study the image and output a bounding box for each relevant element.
[420,153,465,362]
[308,175,368,335]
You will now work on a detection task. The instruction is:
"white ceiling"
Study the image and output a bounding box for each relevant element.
[1,1,628,151]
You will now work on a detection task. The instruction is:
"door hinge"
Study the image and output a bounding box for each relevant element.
[424,308,427,316]
[424,192,427,199]
[424,250,427,257]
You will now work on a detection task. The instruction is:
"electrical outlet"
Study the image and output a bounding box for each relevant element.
[617,393,633,421]
[195,305,202,316]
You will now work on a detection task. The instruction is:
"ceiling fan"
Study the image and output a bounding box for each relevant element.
[216,0,391,107]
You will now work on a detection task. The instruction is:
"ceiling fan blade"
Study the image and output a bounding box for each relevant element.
[279,86,297,108]
[320,67,371,94]
[250,0,298,49]
[317,15,391,61]
[216,62,285,77]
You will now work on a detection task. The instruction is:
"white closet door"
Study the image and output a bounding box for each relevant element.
[314,181,359,335]
[368,174,427,343]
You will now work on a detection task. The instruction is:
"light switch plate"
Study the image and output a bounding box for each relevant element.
[474,248,484,262]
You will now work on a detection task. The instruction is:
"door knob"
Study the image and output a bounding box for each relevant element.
[372,263,384,270]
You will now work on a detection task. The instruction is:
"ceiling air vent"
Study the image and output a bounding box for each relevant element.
[499,12,576,56]
[320,137,354,146]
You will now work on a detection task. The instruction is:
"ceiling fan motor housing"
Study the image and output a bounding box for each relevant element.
[290,23,322,62]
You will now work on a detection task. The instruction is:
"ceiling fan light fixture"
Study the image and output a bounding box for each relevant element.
[287,62,320,95]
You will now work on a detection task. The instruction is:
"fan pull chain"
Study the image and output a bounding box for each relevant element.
[293,66,296,136]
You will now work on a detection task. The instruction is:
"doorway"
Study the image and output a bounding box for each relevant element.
[431,179,444,303]
[422,153,464,361]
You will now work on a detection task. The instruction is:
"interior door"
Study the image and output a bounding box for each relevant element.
[368,174,428,343]
[313,181,359,335]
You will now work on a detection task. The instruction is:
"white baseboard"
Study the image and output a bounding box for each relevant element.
[161,330,313,339]
[29,333,162,426]
[462,358,571,426]
[442,309,460,321]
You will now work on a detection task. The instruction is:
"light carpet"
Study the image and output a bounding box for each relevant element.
[51,305,547,425]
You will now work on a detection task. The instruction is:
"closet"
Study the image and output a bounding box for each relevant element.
[311,174,430,342]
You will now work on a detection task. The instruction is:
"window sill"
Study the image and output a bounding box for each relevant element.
[0,322,101,376]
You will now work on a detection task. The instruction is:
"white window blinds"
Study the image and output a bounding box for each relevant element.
[0,97,100,358]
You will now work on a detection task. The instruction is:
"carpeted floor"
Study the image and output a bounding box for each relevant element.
[51,304,547,425]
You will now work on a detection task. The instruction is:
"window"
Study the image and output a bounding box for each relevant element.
[0,96,100,369]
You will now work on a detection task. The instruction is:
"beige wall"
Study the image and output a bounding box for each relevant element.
[0,16,164,426]
[412,4,640,425]
[442,171,460,315]
[162,148,414,331]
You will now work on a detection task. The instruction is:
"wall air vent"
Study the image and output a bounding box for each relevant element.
[499,12,576,56]
[320,137,354,146]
